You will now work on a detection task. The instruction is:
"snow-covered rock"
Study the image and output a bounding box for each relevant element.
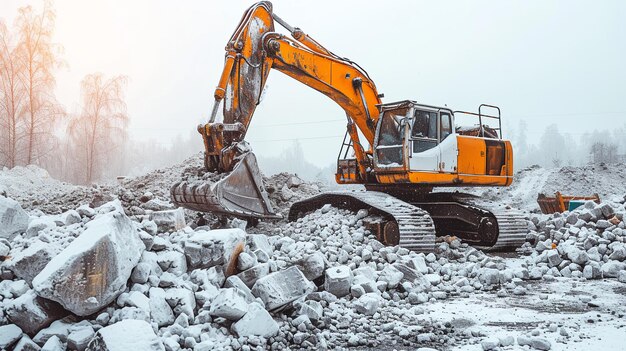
[209,288,248,320]
[32,201,145,316]
[67,327,95,351]
[184,228,245,270]
[5,290,67,335]
[41,335,64,351]
[25,216,56,238]
[0,324,23,349]
[231,302,279,338]
[6,241,60,285]
[601,261,626,278]
[0,197,29,240]
[296,251,325,280]
[148,288,175,327]
[237,262,270,288]
[251,266,315,311]
[324,265,353,297]
[148,208,186,232]
[353,293,381,316]
[87,320,164,351]
[12,335,40,351]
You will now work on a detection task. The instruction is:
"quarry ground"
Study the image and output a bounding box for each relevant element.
[0,157,625,351]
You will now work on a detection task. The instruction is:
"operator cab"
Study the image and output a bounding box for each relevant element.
[373,100,503,175]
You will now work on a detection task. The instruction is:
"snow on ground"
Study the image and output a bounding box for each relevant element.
[444,163,626,212]
[429,257,626,351]
[0,160,625,350]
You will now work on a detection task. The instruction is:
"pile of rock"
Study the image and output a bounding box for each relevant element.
[262,173,322,216]
[0,189,523,350]
[520,196,626,282]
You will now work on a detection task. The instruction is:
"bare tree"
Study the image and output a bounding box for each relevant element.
[590,141,618,164]
[15,1,64,165]
[68,74,128,184]
[0,21,26,168]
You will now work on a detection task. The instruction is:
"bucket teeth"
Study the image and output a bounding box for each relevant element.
[170,152,282,219]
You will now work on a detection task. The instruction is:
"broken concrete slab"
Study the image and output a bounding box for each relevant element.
[297,300,323,321]
[247,234,274,255]
[231,302,279,338]
[0,196,29,240]
[183,228,245,272]
[5,290,68,335]
[237,251,256,271]
[252,266,315,311]
[156,250,187,276]
[378,265,403,289]
[224,275,255,302]
[32,202,145,316]
[87,319,165,351]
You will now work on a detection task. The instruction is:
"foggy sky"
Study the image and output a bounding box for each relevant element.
[1,0,624,167]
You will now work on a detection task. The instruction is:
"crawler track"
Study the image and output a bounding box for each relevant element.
[290,191,527,253]
[289,191,437,253]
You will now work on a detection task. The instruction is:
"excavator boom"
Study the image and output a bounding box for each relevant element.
[172,1,383,218]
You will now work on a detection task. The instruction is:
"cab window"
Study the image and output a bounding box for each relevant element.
[376,108,408,166]
[440,113,452,141]
[412,110,437,139]
[412,110,438,153]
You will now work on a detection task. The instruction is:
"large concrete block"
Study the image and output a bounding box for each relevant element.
[0,197,29,240]
[32,202,145,316]
[251,266,315,311]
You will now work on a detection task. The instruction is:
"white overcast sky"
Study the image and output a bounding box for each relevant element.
[1,0,625,167]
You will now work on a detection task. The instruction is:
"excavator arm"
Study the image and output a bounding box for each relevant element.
[199,1,381,180]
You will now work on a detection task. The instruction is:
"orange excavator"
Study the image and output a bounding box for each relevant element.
[171,1,526,252]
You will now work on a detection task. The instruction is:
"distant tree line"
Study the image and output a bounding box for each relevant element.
[506,120,626,170]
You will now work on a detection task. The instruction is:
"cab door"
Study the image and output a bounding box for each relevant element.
[409,109,439,171]
[438,112,458,173]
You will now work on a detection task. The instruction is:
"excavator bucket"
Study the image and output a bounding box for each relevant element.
[170,152,281,219]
